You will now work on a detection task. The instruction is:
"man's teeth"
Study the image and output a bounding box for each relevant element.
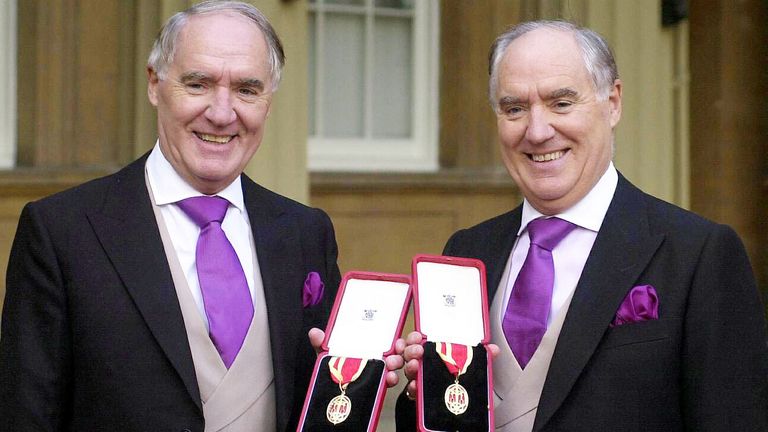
[531,151,564,162]
[198,133,233,143]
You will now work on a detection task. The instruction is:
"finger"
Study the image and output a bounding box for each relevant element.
[385,353,404,372]
[406,379,418,400]
[404,358,420,381]
[403,342,424,363]
[394,337,406,355]
[385,370,400,388]
[405,331,423,345]
[307,328,325,354]
[488,343,500,359]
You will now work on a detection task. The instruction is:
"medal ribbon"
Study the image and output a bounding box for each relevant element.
[328,356,367,390]
[436,342,473,378]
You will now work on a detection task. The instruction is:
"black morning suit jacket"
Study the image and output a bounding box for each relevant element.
[0,154,342,432]
[397,173,768,431]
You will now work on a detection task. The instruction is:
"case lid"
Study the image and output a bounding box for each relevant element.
[324,271,412,359]
[412,255,490,345]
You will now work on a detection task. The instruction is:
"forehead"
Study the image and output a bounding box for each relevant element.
[172,12,269,71]
[497,28,591,95]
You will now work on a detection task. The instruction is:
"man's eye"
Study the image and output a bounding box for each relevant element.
[554,100,573,110]
[186,83,206,92]
[238,87,258,96]
[505,106,523,115]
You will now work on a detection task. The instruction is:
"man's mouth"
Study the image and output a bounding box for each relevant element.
[530,150,565,162]
[196,133,235,144]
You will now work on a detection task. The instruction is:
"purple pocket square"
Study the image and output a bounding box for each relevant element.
[610,284,659,327]
[302,271,325,308]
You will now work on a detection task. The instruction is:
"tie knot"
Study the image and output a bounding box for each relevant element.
[177,196,230,227]
[526,217,576,251]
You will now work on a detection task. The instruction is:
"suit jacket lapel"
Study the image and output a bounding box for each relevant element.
[241,176,304,432]
[86,155,202,412]
[471,207,522,301]
[533,175,664,431]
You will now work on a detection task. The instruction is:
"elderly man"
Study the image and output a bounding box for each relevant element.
[0,2,342,431]
[397,20,768,431]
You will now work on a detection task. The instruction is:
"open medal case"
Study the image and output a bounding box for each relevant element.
[297,271,412,431]
[412,254,494,432]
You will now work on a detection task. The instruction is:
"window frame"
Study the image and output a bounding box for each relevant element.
[307,0,439,172]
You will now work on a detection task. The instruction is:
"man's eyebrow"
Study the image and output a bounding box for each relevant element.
[498,95,526,105]
[235,78,265,91]
[548,87,579,99]
[179,71,210,83]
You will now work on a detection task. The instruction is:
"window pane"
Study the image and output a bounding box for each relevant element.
[326,0,365,6]
[374,0,414,9]
[322,13,365,137]
[372,16,412,139]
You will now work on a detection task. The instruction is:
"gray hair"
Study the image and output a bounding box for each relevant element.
[147,0,285,91]
[488,20,618,110]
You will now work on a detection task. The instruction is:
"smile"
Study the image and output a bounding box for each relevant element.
[530,150,565,162]
[196,133,235,144]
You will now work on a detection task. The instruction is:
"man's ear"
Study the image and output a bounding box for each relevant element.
[147,66,160,107]
[608,78,622,128]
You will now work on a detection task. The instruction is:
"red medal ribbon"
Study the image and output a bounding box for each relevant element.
[328,356,367,390]
[436,342,473,377]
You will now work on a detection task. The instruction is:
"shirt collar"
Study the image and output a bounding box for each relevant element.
[145,142,246,212]
[519,162,618,234]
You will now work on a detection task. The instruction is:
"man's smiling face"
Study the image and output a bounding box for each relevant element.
[493,28,622,215]
[147,11,273,195]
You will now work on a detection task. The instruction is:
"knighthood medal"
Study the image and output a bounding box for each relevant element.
[326,356,367,424]
[436,342,473,415]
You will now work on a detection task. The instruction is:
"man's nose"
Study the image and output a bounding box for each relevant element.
[205,87,237,125]
[524,106,555,144]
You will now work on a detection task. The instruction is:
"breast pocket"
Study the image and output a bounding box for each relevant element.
[600,318,677,350]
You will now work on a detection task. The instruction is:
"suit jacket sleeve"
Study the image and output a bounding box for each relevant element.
[0,203,70,431]
[318,208,341,320]
[286,207,342,430]
[299,207,341,333]
[682,224,768,430]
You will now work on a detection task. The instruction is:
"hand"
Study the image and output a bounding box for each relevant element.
[401,331,425,400]
[383,340,405,388]
[307,328,405,388]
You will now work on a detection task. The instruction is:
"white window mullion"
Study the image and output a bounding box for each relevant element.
[314,0,325,137]
[363,0,375,140]
[0,0,17,168]
[413,0,438,168]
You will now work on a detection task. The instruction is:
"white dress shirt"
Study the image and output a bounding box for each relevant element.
[145,143,257,329]
[499,163,619,327]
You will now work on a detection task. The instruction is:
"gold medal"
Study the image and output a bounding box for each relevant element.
[436,342,473,416]
[444,381,469,415]
[325,356,367,424]
[326,393,352,424]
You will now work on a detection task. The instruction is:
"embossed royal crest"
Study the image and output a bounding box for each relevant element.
[443,294,456,307]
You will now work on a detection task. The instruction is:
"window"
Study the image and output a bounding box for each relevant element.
[0,0,17,168]
[307,0,439,172]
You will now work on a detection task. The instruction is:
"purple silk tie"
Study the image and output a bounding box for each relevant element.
[177,196,253,369]
[502,217,576,369]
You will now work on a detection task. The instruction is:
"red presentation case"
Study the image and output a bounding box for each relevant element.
[297,271,412,431]
[412,254,495,432]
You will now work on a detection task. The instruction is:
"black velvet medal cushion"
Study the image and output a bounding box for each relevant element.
[422,342,489,432]
[301,356,386,431]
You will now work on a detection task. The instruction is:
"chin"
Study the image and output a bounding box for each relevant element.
[525,179,571,199]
